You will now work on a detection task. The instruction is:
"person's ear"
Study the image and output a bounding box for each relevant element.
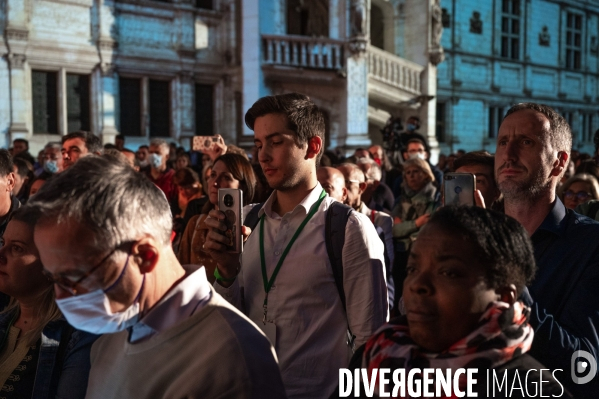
[341,186,348,203]
[551,151,569,177]
[133,239,160,274]
[496,284,517,305]
[6,172,15,192]
[306,136,323,160]
[358,182,367,194]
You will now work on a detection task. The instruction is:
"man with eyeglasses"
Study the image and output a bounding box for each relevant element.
[495,102,599,397]
[25,156,285,399]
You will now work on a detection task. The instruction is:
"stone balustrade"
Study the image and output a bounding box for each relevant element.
[367,45,423,95]
[262,35,346,70]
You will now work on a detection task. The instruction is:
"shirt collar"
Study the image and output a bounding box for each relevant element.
[259,183,324,219]
[129,265,212,343]
[534,197,567,237]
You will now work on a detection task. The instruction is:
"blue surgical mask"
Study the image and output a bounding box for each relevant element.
[44,160,59,174]
[407,123,417,132]
[55,254,144,334]
[149,153,162,168]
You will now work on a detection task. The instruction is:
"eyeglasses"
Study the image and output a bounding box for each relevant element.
[42,246,121,296]
[563,190,592,202]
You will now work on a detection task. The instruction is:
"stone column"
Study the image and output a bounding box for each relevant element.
[98,67,118,144]
[344,0,370,151]
[5,0,31,141]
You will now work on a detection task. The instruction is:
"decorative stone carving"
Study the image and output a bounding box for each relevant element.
[349,0,367,54]
[5,27,29,42]
[431,0,443,47]
[429,49,445,66]
[539,26,550,47]
[469,12,482,34]
[429,0,445,66]
[7,54,26,70]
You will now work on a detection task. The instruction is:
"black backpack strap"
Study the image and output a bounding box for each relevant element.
[243,203,264,231]
[324,201,355,350]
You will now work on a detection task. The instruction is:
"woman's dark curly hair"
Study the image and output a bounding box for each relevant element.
[427,206,536,293]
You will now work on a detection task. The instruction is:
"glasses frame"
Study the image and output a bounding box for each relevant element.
[42,246,121,296]
[564,190,592,201]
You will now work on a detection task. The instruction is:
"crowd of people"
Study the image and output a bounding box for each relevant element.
[0,93,596,398]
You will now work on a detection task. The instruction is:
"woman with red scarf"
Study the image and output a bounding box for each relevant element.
[354,206,571,398]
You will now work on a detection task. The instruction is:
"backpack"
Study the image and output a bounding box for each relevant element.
[244,201,356,350]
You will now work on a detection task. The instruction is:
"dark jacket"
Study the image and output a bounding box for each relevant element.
[525,198,599,398]
[0,311,98,399]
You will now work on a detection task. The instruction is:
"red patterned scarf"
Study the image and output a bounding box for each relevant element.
[363,301,534,398]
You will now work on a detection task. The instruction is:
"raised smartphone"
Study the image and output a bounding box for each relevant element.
[218,188,243,253]
[443,173,476,206]
[192,135,222,153]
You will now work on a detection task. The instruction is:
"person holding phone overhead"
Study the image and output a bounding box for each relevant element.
[391,157,439,303]
[204,93,388,399]
[177,153,256,283]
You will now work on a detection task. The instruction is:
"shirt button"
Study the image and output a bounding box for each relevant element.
[274,251,280,256]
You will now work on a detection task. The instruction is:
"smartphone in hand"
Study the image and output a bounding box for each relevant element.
[443,173,476,206]
[193,135,222,153]
[218,188,243,253]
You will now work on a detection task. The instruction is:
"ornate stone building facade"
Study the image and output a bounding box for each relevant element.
[437,0,599,155]
[246,0,443,154]
[0,0,442,155]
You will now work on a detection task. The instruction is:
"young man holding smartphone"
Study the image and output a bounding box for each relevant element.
[205,93,388,399]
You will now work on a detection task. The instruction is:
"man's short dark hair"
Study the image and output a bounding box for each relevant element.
[0,150,14,177]
[62,131,103,154]
[503,103,572,155]
[453,151,495,171]
[244,93,326,165]
[13,138,28,149]
[139,145,149,150]
[116,134,125,141]
[13,157,31,178]
[428,206,536,294]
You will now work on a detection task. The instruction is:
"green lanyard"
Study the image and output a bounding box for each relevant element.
[260,189,327,324]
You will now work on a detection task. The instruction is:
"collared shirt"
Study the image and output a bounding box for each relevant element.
[527,198,599,397]
[215,183,388,399]
[129,265,212,343]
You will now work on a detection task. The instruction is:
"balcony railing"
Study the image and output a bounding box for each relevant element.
[367,46,423,95]
[262,35,346,70]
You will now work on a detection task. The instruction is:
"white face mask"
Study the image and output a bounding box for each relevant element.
[56,255,144,335]
[408,152,426,161]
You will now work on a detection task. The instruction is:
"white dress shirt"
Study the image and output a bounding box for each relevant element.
[215,183,388,399]
[129,265,212,343]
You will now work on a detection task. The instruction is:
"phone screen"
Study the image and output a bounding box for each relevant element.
[443,173,475,206]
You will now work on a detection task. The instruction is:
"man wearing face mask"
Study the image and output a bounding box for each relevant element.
[25,156,286,399]
[42,143,64,175]
[145,139,178,214]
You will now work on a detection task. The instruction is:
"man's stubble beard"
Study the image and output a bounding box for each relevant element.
[497,170,553,203]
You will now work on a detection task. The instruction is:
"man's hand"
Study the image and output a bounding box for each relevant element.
[204,209,251,287]
[474,189,486,208]
[414,213,430,228]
